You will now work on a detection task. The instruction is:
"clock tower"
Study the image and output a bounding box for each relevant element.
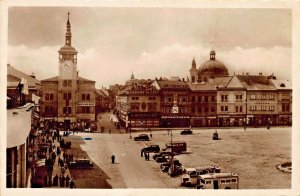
[57,12,78,123]
[58,12,78,81]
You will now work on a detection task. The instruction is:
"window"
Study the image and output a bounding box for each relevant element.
[205,180,211,184]
[198,96,202,103]
[204,107,209,113]
[261,106,267,111]
[250,94,256,100]
[250,105,256,111]
[198,106,202,113]
[211,96,216,102]
[81,106,90,113]
[148,97,156,101]
[211,106,216,113]
[232,179,237,183]
[63,107,71,114]
[236,94,243,101]
[63,93,72,100]
[191,106,196,113]
[239,106,243,112]
[221,180,226,184]
[221,95,228,102]
[191,96,195,102]
[204,96,209,103]
[261,94,266,100]
[63,80,72,87]
[269,106,275,111]
[225,179,231,183]
[235,106,238,112]
[268,94,275,100]
[82,93,90,100]
[45,106,54,113]
[132,96,139,101]
[45,93,54,101]
[282,103,290,112]
[282,94,290,100]
[221,106,228,112]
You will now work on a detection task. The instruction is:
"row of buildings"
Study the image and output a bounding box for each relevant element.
[116,51,292,128]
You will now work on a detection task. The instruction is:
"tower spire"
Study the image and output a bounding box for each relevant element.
[65,12,72,46]
[192,57,196,69]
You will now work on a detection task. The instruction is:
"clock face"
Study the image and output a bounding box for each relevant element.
[63,61,72,69]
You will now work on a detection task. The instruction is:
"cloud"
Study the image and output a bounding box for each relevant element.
[8,45,59,79]
[8,43,291,89]
[134,44,292,81]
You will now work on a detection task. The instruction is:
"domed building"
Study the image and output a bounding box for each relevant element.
[189,50,229,83]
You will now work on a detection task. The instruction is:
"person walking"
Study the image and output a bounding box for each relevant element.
[65,175,70,187]
[140,149,144,157]
[111,155,115,164]
[70,180,75,189]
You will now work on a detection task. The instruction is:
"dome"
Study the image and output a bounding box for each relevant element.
[198,51,229,76]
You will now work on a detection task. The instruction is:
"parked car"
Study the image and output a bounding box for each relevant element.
[153,151,176,160]
[181,129,193,135]
[69,158,94,169]
[134,134,150,141]
[143,144,160,153]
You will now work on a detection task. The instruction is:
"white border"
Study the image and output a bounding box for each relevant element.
[1,1,299,196]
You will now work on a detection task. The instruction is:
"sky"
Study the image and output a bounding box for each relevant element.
[8,7,292,88]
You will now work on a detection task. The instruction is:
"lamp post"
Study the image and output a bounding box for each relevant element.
[128,112,132,139]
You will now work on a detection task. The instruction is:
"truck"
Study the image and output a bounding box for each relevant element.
[164,141,187,154]
[196,172,239,189]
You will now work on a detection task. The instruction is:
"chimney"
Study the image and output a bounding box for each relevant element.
[182,78,185,81]
[30,72,36,79]
[259,73,262,76]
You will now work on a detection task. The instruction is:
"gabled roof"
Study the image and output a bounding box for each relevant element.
[7,65,41,86]
[41,76,95,83]
[41,76,59,82]
[225,75,245,89]
[95,89,109,98]
[271,79,292,90]
[237,75,276,91]
[153,80,190,90]
[188,82,216,91]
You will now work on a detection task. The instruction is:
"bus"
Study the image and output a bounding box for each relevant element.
[196,172,239,189]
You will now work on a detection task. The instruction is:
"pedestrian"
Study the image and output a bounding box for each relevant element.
[150,133,152,138]
[144,152,147,161]
[65,175,70,186]
[147,152,150,161]
[111,155,115,164]
[140,149,144,157]
[53,174,58,186]
[109,130,111,134]
[44,175,48,187]
[59,175,62,187]
[70,180,75,189]
[61,175,65,187]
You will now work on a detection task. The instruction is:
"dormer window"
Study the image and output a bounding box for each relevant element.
[280,83,285,87]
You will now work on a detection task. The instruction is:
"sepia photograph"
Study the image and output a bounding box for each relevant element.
[1,1,300,196]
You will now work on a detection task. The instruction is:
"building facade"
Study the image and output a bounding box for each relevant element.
[41,13,96,127]
[117,79,160,129]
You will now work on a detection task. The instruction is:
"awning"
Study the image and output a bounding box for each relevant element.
[7,103,34,148]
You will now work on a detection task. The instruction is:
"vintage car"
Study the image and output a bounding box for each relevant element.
[69,158,94,169]
[143,144,160,153]
[134,134,150,141]
[180,129,193,135]
[153,151,176,160]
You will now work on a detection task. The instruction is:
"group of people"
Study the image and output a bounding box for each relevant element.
[140,149,150,161]
[34,123,76,189]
